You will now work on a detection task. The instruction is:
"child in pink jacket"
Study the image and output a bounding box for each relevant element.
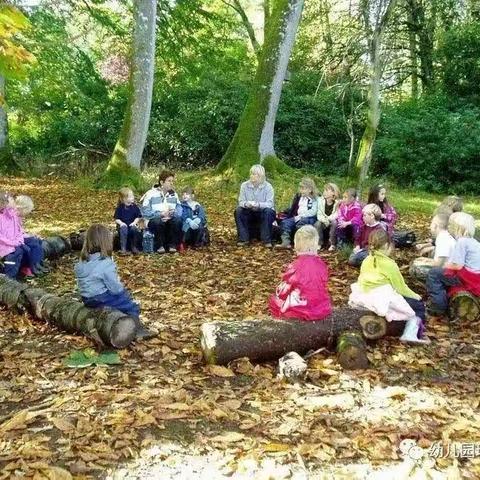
[0,191,27,279]
[329,188,362,251]
[269,225,332,321]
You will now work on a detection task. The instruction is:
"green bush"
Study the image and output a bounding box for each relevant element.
[374,95,480,194]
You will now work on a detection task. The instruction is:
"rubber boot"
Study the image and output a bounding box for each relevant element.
[134,318,156,340]
[400,317,430,344]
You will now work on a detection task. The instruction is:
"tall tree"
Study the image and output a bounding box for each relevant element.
[352,0,399,192]
[104,0,157,181]
[218,0,304,175]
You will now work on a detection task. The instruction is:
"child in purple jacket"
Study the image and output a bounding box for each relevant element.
[367,184,397,235]
[329,188,362,251]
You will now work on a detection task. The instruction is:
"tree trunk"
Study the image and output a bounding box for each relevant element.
[200,308,406,365]
[217,0,304,176]
[352,0,399,194]
[106,0,157,174]
[416,0,435,92]
[0,275,136,348]
[406,0,419,98]
[0,75,15,172]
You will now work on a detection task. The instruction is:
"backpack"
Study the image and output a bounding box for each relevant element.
[393,230,417,248]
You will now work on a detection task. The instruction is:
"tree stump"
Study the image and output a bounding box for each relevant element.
[337,331,370,370]
[449,291,480,322]
[200,308,405,366]
[0,274,136,348]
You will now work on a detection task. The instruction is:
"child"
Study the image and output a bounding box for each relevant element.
[315,182,340,249]
[14,195,48,276]
[74,224,153,339]
[0,191,28,279]
[269,225,332,320]
[141,170,182,254]
[180,187,208,248]
[329,188,362,251]
[349,229,429,343]
[367,184,397,235]
[276,178,318,249]
[426,212,480,317]
[417,196,463,255]
[348,204,385,267]
[114,188,142,255]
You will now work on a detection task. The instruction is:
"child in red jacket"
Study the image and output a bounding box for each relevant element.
[269,225,332,320]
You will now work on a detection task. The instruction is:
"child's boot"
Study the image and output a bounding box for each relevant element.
[276,233,292,249]
[134,318,156,340]
[400,317,430,344]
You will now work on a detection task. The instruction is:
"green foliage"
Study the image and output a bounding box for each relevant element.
[437,22,480,101]
[374,95,480,194]
[64,349,121,368]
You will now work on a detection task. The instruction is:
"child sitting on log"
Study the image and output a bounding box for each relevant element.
[367,184,398,235]
[74,224,153,339]
[348,203,386,267]
[14,195,48,276]
[328,188,362,251]
[410,213,456,280]
[0,191,36,280]
[426,212,480,317]
[416,196,463,256]
[269,225,332,320]
[180,187,208,248]
[349,229,430,343]
[114,187,142,255]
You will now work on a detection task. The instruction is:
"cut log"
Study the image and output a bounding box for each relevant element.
[42,236,71,260]
[0,274,136,348]
[409,258,433,282]
[200,308,405,365]
[337,331,370,370]
[359,314,387,339]
[449,291,480,322]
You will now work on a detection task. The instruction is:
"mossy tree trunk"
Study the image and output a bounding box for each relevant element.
[217,0,304,176]
[352,0,399,195]
[106,0,157,179]
[0,76,15,172]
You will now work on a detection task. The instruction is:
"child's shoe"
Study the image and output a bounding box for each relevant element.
[328,245,336,252]
[400,317,431,344]
[168,247,177,253]
[118,249,130,256]
[156,247,166,254]
[135,324,156,340]
[275,233,291,249]
[131,247,140,255]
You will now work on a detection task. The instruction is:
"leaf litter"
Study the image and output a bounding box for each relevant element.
[0,177,479,479]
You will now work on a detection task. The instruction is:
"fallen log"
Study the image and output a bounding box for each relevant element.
[41,236,71,260]
[0,274,136,348]
[449,291,480,322]
[337,331,370,370]
[200,308,406,366]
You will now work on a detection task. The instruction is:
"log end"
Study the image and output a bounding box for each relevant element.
[449,292,480,322]
[110,317,136,349]
[200,323,218,365]
[337,331,370,370]
[359,314,387,340]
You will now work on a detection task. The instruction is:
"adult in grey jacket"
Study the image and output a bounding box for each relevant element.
[234,164,276,247]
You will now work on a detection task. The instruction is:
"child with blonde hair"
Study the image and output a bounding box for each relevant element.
[14,195,47,276]
[426,212,480,317]
[316,182,340,249]
[276,178,319,249]
[114,187,142,255]
[269,225,332,320]
[349,229,430,343]
[75,224,153,339]
[329,188,362,251]
[349,203,386,267]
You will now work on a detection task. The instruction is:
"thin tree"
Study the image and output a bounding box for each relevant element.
[217,0,304,176]
[352,0,399,193]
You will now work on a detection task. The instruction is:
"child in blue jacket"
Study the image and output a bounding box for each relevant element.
[180,187,208,248]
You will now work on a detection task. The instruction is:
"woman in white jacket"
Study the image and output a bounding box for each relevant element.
[315,183,340,249]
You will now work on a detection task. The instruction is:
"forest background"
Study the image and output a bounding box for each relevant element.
[1,0,480,194]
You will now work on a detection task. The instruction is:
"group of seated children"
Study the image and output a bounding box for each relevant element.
[0,191,47,280]
[275,178,397,268]
[114,171,208,255]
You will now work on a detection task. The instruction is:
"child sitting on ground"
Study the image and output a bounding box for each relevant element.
[114,187,142,255]
[315,182,340,249]
[348,204,385,267]
[416,196,463,256]
[74,224,153,339]
[269,225,332,320]
[0,191,29,279]
[276,178,318,249]
[14,195,48,276]
[180,187,208,248]
[349,229,430,343]
[367,184,397,235]
[329,188,362,251]
[426,212,480,317]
